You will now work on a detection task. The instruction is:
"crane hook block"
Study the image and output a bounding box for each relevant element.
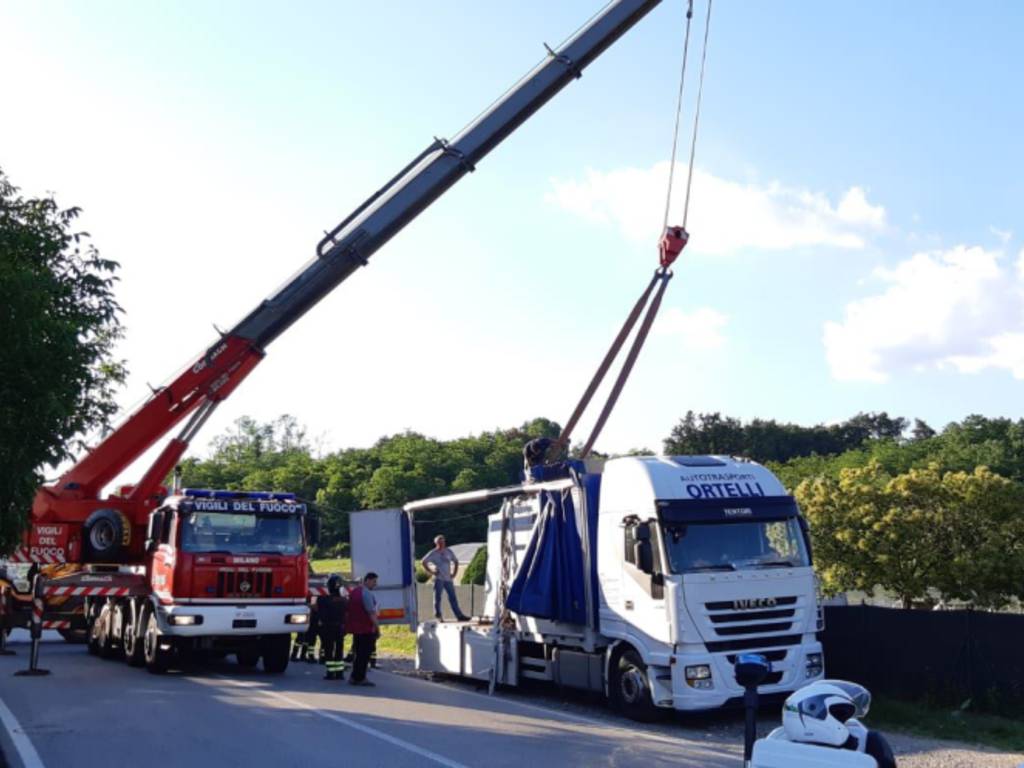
[659,225,689,268]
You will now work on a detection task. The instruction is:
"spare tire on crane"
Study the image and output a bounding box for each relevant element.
[82,508,130,562]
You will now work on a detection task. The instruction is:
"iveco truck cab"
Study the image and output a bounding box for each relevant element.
[410,455,825,719]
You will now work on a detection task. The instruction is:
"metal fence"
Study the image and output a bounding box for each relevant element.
[822,605,1024,716]
[416,583,488,620]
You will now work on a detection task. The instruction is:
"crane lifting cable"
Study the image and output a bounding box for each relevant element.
[550,0,713,461]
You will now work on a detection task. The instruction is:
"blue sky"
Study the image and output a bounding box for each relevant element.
[2,1,1022,481]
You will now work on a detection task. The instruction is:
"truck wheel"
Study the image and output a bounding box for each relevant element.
[122,606,145,667]
[611,649,659,722]
[91,604,117,659]
[236,648,260,669]
[82,509,128,563]
[143,610,171,674]
[262,636,290,674]
[58,628,88,644]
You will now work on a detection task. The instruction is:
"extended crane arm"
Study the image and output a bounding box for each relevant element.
[31,0,663,559]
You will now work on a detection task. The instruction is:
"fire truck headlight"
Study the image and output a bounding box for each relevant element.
[170,614,202,626]
[286,613,309,625]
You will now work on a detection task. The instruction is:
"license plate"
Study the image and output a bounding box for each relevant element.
[235,611,256,620]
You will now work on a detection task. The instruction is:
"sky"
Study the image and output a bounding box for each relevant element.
[2,1,1022,488]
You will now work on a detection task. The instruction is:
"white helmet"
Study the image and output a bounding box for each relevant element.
[782,680,871,747]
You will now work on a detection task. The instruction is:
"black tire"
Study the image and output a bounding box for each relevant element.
[262,636,291,674]
[610,649,660,722]
[91,604,117,659]
[86,603,101,656]
[143,609,171,674]
[82,509,128,563]
[236,648,260,669]
[58,627,88,644]
[122,604,145,667]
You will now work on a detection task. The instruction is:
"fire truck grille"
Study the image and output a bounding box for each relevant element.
[216,569,274,598]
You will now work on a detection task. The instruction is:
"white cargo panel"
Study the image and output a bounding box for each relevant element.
[350,508,417,628]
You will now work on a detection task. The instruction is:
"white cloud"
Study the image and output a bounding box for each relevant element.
[824,245,1024,382]
[990,225,1013,244]
[546,162,885,254]
[656,307,729,350]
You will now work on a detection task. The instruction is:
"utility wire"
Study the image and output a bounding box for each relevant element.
[296,496,503,526]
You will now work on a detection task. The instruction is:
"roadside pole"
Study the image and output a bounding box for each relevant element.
[0,586,14,656]
[14,577,49,676]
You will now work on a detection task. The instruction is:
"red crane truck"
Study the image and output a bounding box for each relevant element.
[2,0,668,674]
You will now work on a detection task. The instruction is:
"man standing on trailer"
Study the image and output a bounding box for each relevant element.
[421,535,469,622]
[347,572,379,687]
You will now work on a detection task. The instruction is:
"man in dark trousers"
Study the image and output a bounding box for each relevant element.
[346,572,379,687]
[316,574,348,680]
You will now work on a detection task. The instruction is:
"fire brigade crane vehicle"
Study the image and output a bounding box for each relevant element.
[3,0,669,674]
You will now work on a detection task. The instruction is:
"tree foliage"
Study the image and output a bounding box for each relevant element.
[461,545,488,585]
[0,170,125,551]
[796,463,1024,609]
[180,416,560,553]
[178,410,1024,607]
[663,410,908,463]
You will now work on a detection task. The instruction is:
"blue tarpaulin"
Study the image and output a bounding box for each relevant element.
[506,464,600,628]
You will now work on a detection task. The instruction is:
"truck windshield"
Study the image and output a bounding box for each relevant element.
[180,512,303,555]
[662,516,810,573]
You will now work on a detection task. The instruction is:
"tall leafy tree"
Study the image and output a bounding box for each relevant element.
[0,170,126,551]
[796,463,1024,608]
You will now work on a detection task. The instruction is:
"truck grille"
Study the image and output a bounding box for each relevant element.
[216,569,274,598]
[700,595,803,653]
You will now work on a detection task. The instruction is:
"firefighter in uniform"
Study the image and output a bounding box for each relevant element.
[316,574,348,680]
[292,571,322,663]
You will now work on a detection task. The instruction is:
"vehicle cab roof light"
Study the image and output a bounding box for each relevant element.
[182,488,297,502]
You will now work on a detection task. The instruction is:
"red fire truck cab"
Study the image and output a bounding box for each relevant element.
[86,489,313,674]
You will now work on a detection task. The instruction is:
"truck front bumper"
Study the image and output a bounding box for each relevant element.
[664,638,824,711]
[156,603,309,637]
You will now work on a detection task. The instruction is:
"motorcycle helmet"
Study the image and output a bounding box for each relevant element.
[782,680,871,747]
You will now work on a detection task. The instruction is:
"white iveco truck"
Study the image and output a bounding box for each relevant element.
[405,455,825,720]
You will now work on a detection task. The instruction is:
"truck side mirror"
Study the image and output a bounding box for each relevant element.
[305,514,321,548]
[146,510,165,550]
[634,522,654,574]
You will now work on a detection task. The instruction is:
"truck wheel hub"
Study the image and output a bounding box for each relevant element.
[621,668,644,702]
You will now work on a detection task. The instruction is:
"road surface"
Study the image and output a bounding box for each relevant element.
[0,631,742,768]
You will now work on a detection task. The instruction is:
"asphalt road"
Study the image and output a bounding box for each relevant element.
[0,631,742,768]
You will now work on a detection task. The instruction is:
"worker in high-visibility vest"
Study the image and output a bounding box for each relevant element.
[316,574,348,680]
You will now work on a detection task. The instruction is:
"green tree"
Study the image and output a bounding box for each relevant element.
[0,170,125,551]
[796,462,1024,609]
[461,545,487,585]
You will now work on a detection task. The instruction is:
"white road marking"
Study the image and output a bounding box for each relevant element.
[215,678,469,768]
[0,693,46,768]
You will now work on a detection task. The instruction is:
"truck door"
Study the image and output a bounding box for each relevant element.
[349,509,417,629]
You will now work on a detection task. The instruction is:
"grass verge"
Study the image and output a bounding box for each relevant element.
[868,696,1024,753]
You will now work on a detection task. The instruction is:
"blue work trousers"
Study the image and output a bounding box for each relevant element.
[433,580,466,619]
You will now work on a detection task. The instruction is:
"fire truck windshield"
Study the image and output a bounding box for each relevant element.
[180,512,303,555]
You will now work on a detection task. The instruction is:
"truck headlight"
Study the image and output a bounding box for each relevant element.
[685,664,713,689]
[805,652,823,678]
[170,614,203,626]
[286,613,309,625]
